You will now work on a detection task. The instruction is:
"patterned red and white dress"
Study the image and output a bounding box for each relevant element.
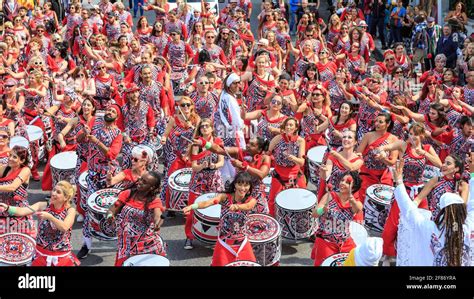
[256,110,287,141]
[427,177,455,220]
[189,91,219,120]
[211,194,256,266]
[115,190,167,266]
[32,205,80,266]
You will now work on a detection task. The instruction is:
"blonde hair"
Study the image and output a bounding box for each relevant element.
[55,181,77,206]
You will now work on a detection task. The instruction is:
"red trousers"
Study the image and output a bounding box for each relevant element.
[311,237,356,266]
[184,192,198,239]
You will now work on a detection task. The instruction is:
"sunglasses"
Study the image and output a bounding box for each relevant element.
[0,135,9,139]
[170,33,178,36]
[312,93,322,96]
[271,100,282,105]
[371,79,381,84]
[99,66,107,70]
[180,103,192,107]
[395,70,403,74]
[4,85,14,88]
[222,33,229,35]
[37,30,45,33]
[206,36,215,38]
[199,124,210,129]
[132,157,145,163]
[15,19,21,22]
[199,81,210,85]
[34,61,43,65]
[428,82,437,86]
[385,58,395,61]
[320,51,328,55]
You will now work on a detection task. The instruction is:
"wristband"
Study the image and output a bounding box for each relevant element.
[8,206,17,216]
[316,207,324,216]
[205,142,212,150]
[191,203,199,210]
[106,213,114,219]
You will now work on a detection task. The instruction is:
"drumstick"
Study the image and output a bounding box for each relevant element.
[223,147,233,160]
[29,115,41,125]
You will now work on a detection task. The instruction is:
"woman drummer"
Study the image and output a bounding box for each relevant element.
[268,117,306,216]
[183,172,257,266]
[184,119,225,250]
[377,123,442,263]
[160,97,200,215]
[311,171,363,266]
[107,171,167,266]
[106,145,154,190]
[1,181,80,266]
[0,146,34,237]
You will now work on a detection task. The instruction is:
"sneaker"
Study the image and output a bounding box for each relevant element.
[77,245,91,259]
[184,239,193,250]
[77,214,84,223]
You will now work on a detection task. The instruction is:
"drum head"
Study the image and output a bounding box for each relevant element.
[50,151,78,169]
[9,136,29,149]
[79,171,88,188]
[123,254,170,266]
[349,221,368,247]
[168,168,192,192]
[244,213,280,243]
[0,233,36,265]
[366,184,394,205]
[26,125,43,142]
[225,260,261,266]
[263,168,273,187]
[320,253,349,266]
[276,188,317,211]
[132,144,155,159]
[307,146,327,163]
[195,193,221,218]
[87,188,121,214]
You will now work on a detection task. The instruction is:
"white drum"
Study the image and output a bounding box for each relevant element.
[26,125,45,161]
[87,188,121,241]
[123,253,169,266]
[225,260,261,266]
[275,188,318,239]
[263,168,273,198]
[9,136,29,149]
[422,165,442,183]
[364,184,394,236]
[78,171,88,212]
[320,252,349,266]
[192,193,221,244]
[50,151,78,186]
[168,168,192,211]
[307,146,327,186]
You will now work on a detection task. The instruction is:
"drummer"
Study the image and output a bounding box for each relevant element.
[0,181,80,266]
[184,119,225,250]
[311,171,363,266]
[76,105,124,260]
[106,171,166,266]
[183,172,257,266]
[0,100,16,137]
[0,146,34,237]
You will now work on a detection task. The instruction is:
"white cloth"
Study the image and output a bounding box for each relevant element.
[395,178,474,266]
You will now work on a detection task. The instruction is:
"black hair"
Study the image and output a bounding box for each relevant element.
[341,171,362,193]
[459,115,474,128]
[225,172,254,200]
[120,171,162,214]
[335,101,354,124]
[279,72,291,82]
[0,99,7,110]
[198,49,211,64]
[372,112,394,132]
[255,137,269,152]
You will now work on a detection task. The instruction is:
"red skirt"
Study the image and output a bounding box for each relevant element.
[211,238,256,266]
[31,247,80,267]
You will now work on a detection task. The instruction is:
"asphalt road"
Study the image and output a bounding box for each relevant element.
[25,0,333,266]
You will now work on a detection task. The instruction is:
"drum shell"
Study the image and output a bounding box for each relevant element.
[192,193,220,244]
[168,168,192,211]
[50,151,78,186]
[245,214,282,266]
[422,165,442,184]
[78,171,88,212]
[363,184,394,236]
[87,189,121,241]
[275,188,318,239]
[307,146,327,186]
[26,125,45,162]
[225,260,261,266]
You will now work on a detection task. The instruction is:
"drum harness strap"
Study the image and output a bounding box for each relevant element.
[217,237,249,260]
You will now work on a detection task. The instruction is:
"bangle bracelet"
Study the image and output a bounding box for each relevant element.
[191,203,199,210]
[8,206,17,216]
[316,207,324,216]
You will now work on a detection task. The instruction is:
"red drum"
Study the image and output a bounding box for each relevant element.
[320,252,349,266]
[0,233,36,266]
[275,188,318,239]
[50,151,78,186]
[168,168,192,212]
[87,188,121,241]
[225,260,261,266]
[192,193,220,244]
[364,184,394,236]
[243,213,282,266]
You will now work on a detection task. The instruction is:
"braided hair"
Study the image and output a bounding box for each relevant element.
[434,204,467,266]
